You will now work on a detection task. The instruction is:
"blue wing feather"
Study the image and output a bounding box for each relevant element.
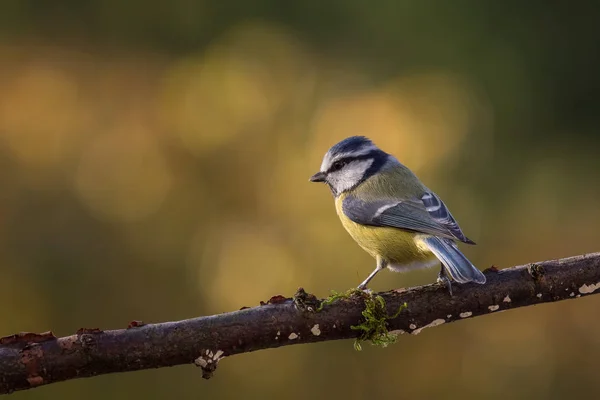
[342,193,474,244]
[420,192,475,244]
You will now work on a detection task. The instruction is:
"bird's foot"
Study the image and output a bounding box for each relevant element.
[437,270,453,296]
[356,279,376,295]
[357,286,374,295]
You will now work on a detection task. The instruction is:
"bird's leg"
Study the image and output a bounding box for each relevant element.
[357,258,387,291]
[437,264,453,296]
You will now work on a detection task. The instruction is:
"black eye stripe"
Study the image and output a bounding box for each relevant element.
[328,152,378,173]
[329,159,349,172]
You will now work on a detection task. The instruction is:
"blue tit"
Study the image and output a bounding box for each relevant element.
[309,136,486,293]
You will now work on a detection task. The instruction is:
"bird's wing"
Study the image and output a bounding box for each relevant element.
[342,192,475,244]
[419,192,475,244]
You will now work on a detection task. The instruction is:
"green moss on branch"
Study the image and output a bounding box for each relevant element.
[318,289,407,350]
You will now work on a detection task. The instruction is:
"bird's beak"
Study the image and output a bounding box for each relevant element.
[309,171,326,183]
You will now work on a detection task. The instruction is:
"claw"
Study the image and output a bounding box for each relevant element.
[357,287,374,295]
[356,282,373,295]
[437,266,453,296]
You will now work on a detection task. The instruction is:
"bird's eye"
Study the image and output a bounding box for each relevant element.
[330,160,346,172]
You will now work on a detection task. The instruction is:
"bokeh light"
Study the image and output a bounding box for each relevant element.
[74,128,172,223]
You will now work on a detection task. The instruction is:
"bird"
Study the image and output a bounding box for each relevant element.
[309,136,486,293]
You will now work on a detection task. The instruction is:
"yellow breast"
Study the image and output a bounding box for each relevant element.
[335,194,436,266]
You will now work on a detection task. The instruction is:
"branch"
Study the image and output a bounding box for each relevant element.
[1,252,600,394]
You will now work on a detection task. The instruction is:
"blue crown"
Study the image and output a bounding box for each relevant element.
[328,136,374,156]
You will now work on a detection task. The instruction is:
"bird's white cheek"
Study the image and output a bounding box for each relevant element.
[333,159,374,193]
[334,174,360,193]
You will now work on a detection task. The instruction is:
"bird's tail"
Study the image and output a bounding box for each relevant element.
[422,236,486,284]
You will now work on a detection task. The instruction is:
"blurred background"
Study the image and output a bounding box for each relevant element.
[1,1,599,399]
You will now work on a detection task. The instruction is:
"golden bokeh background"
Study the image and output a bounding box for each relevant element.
[1,2,600,399]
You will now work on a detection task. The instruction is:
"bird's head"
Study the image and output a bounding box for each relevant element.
[310,136,393,196]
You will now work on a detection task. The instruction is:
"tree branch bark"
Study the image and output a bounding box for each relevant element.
[1,252,600,394]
